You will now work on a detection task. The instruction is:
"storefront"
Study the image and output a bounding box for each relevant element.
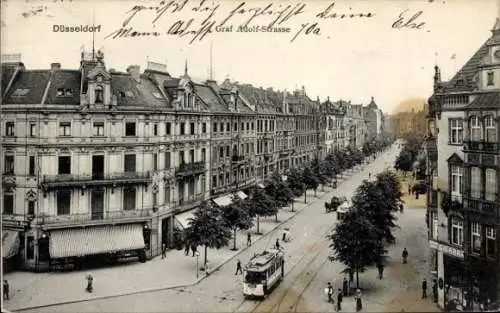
[443,254,467,311]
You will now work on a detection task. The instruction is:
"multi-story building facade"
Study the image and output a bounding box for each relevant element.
[426,19,500,312]
[346,103,366,149]
[320,97,345,153]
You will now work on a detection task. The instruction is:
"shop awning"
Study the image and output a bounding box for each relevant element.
[257,183,265,189]
[174,209,196,229]
[213,194,234,207]
[49,224,145,259]
[2,230,20,259]
[236,191,248,200]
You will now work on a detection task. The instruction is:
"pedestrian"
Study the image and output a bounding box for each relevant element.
[3,280,9,300]
[399,203,404,213]
[408,184,412,195]
[161,243,167,259]
[191,245,197,257]
[184,242,190,256]
[368,172,371,179]
[235,259,243,275]
[275,238,280,250]
[422,278,428,299]
[337,288,343,311]
[355,289,362,312]
[85,274,93,293]
[342,277,349,297]
[247,233,252,246]
[377,263,385,279]
[402,247,408,264]
[325,282,334,303]
[432,279,438,303]
[282,229,287,242]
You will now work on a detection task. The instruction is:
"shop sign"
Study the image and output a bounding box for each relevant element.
[429,240,464,259]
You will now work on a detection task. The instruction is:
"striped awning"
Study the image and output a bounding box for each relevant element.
[49,224,145,259]
[174,209,196,230]
[212,194,234,207]
[2,230,20,259]
[236,191,248,200]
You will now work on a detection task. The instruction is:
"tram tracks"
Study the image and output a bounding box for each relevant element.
[233,220,334,313]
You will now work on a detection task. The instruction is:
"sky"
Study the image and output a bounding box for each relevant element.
[1,0,498,113]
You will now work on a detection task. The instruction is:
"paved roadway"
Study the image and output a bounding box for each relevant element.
[19,145,402,313]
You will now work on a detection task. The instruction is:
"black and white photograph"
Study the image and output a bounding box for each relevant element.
[1,0,499,312]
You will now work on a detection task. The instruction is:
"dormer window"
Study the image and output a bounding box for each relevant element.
[57,88,64,96]
[487,71,494,86]
[95,85,103,104]
[65,89,72,96]
[57,88,73,97]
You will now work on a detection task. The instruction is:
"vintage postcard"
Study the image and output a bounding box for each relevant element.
[1,0,499,312]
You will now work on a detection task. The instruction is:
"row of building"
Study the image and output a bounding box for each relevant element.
[1,50,387,271]
[425,18,500,312]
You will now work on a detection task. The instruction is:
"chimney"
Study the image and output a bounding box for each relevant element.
[127,65,141,82]
[51,63,61,70]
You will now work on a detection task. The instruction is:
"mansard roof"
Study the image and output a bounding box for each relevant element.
[3,70,51,104]
[465,92,500,110]
[44,70,82,105]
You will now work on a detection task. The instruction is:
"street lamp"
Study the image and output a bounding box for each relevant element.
[195,251,200,278]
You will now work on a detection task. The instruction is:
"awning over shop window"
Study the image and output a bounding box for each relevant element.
[49,224,145,259]
[213,194,234,207]
[2,230,20,259]
[236,191,248,200]
[257,183,265,189]
[174,209,196,230]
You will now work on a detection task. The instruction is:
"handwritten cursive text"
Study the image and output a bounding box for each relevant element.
[392,9,426,30]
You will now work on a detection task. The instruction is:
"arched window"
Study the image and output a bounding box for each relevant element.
[469,116,481,141]
[484,116,497,142]
[95,85,103,104]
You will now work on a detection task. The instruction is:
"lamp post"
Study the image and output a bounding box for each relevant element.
[195,251,200,279]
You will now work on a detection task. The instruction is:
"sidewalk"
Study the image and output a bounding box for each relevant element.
[4,171,361,312]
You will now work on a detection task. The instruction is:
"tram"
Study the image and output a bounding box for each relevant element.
[243,249,284,298]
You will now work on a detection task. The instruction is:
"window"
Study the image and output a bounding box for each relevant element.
[29,156,35,176]
[486,226,496,257]
[165,152,171,168]
[180,123,185,135]
[123,187,136,210]
[469,116,481,141]
[28,200,35,215]
[95,85,103,103]
[164,186,170,204]
[487,71,494,86]
[190,122,195,135]
[58,156,71,174]
[485,169,497,201]
[448,119,463,144]
[3,192,13,214]
[166,122,171,135]
[450,166,463,195]
[125,122,136,136]
[451,216,463,246]
[5,122,15,136]
[4,155,14,174]
[57,88,64,97]
[124,154,136,172]
[219,147,224,158]
[219,174,224,185]
[201,148,206,162]
[485,116,497,142]
[471,222,481,254]
[189,149,195,163]
[220,123,224,132]
[93,121,105,136]
[470,167,482,198]
[153,153,158,171]
[202,122,207,133]
[179,151,185,164]
[234,122,238,131]
[226,122,230,132]
[212,175,217,188]
[201,176,206,193]
[213,122,217,132]
[56,190,71,215]
[58,122,71,136]
[153,124,158,136]
[29,123,36,137]
[246,122,250,131]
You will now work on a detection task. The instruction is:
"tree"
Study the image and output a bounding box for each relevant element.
[265,172,295,215]
[185,201,232,267]
[329,209,386,289]
[311,158,330,191]
[374,170,403,207]
[286,167,305,200]
[301,165,320,200]
[246,187,279,234]
[221,196,254,250]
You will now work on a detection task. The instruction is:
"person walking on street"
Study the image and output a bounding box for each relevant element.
[337,288,343,311]
[326,282,334,303]
[85,274,93,293]
[235,259,243,275]
[3,280,9,300]
[161,243,167,259]
[184,242,190,256]
[191,245,197,257]
[422,278,428,299]
[402,247,408,264]
[355,289,362,312]
[377,263,385,279]
[275,238,280,250]
[342,277,349,297]
[247,233,252,246]
[432,279,438,303]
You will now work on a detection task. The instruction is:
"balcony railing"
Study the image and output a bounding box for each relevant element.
[231,155,245,163]
[172,193,204,212]
[38,208,153,225]
[41,172,152,189]
[464,140,499,152]
[464,197,498,216]
[175,161,205,178]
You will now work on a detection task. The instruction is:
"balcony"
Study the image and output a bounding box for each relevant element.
[464,140,499,153]
[41,172,152,190]
[231,155,245,164]
[173,193,204,212]
[175,161,205,178]
[38,208,153,228]
[464,197,498,216]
